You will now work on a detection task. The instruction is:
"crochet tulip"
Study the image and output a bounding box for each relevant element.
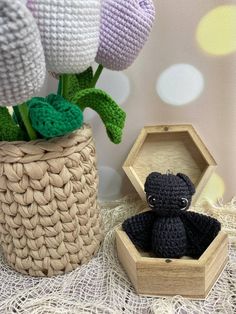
[0,0,46,106]
[27,0,101,73]
[96,0,155,71]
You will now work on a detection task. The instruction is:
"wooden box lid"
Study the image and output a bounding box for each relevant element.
[123,124,217,204]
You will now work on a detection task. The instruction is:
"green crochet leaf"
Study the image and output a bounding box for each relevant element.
[0,107,24,141]
[72,89,126,144]
[28,94,84,139]
[62,67,94,102]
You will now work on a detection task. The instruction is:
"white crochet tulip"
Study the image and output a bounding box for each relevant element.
[0,0,46,106]
[27,0,101,73]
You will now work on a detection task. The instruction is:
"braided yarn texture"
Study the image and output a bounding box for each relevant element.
[96,0,155,70]
[0,0,46,106]
[0,197,234,313]
[0,125,103,277]
[28,0,101,73]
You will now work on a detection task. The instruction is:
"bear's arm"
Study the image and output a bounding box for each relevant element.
[122,211,156,251]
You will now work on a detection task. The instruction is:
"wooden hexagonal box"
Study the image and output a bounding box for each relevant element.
[116,227,228,299]
[123,125,217,204]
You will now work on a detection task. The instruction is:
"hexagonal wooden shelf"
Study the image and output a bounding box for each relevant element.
[123,125,217,204]
[116,227,228,299]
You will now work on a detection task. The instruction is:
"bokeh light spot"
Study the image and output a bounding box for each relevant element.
[83,108,98,122]
[197,5,236,55]
[96,69,130,105]
[198,173,225,204]
[157,64,204,106]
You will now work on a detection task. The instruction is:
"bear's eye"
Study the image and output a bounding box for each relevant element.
[180,198,188,210]
[148,195,157,208]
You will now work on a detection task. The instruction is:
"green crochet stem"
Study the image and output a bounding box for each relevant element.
[59,65,104,101]
[72,88,126,144]
[13,106,24,129]
[91,65,104,88]
[55,65,126,144]
[59,68,92,102]
[18,103,37,141]
[61,74,70,100]
[0,107,24,141]
[75,67,94,90]
[57,77,62,95]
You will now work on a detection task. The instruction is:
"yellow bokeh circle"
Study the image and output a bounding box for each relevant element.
[197,5,236,55]
[198,173,225,204]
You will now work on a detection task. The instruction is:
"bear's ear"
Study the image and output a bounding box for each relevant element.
[177,173,195,195]
[144,172,162,193]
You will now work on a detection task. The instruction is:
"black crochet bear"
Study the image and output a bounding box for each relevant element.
[122,172,221,259]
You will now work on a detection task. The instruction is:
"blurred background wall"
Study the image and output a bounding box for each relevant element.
[44,0,236,203]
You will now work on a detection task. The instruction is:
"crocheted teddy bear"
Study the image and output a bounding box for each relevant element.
[122,172,221,258]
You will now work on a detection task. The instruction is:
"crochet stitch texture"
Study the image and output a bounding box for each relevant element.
[72,88,126,144]
[0,0,46,106]
[96,0,155,70]
[0,125,104,276]
[0,108,24,141]
[27,0,101,73]
[123,172,221,258]
[28,94,84,139]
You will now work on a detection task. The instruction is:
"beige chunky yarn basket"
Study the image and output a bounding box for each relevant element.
[0,124,103,277]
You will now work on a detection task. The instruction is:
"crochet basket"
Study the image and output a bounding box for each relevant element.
[0,124,103,277]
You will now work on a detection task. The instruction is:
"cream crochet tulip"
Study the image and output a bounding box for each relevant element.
[0,0,46,106]
[28,0,101,73]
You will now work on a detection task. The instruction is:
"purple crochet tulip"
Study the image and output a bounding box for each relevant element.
[96,0,155,71]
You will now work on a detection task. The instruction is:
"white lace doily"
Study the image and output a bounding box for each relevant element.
[0,196,235,314]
